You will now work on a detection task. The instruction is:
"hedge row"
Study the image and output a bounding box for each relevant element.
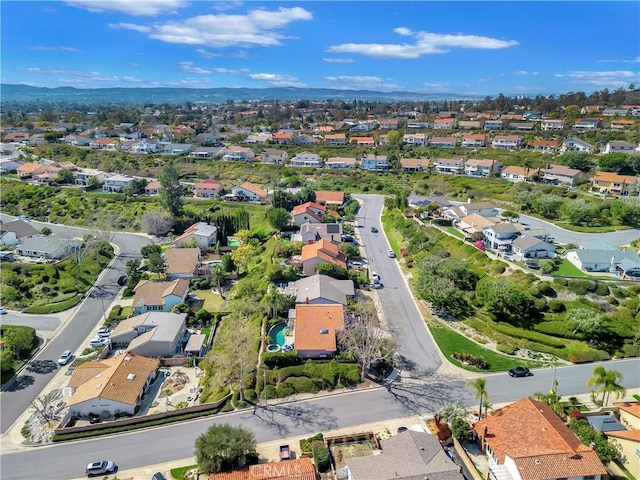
[23,294,81,314]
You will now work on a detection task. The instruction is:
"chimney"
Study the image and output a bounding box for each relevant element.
[306,297,309,304]
[481,424,488,453]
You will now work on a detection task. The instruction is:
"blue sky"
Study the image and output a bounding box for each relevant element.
[1,1,639,95]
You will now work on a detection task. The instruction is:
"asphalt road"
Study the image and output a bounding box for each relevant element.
[0,313,60,332]
[0,216,153,434]
[517,213,640,248]
[354,194,443,375]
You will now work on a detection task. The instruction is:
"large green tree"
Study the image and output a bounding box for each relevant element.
[194,423,256,473]
[159,162,184,217]
[266,207,291,231]
[475,277,537,326]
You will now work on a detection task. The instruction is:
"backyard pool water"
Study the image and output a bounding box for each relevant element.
[268,322,291,347]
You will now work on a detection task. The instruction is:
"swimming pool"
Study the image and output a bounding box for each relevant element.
[268,322,288,347]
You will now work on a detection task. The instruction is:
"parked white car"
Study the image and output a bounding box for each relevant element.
[88,338,109,348]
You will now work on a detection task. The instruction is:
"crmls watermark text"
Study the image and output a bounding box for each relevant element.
[251,464,304,477]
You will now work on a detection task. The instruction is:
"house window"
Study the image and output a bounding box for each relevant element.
[583,476,596,480]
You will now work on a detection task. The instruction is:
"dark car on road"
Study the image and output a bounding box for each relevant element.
[370,226,378,233]
[508,367,532,378]
[117,275,127,286]
[152,474,168,480]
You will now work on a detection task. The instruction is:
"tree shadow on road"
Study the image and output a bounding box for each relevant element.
[251,401,339,438]
[2,374,35,391]
[25,360,58,375]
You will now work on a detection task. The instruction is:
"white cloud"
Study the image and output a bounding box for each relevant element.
[179,62,248,75]
[625,56,640,63]
[117,7,312,48]
[422,82,450,91]
[31,45,80,53]
[179,62,213,74]
[598,56,640,64]
[66,0,186,16]
[196,48,222,59]
[328,28,518,59]
[24,67,120,82]
[554,70,639,87]
[248,72,305,87]
[323,57,354,64]
[122,76,142,82]
[109,23,152,33]
[212,1,244,11]
[324,75,399,90]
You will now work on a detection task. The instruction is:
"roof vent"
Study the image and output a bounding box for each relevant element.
[534,459,541,465]
[127,373,136,380]
[95,383,102,389]
[124,356,132,361]
[95,373,102,378]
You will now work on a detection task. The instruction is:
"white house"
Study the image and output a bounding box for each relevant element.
[15,236,82,260]
[511,235,556,260]
[222,146,255,162]
[109,312,188,358]
[562,137,594,153]
[433,158,465,175]
[290,151,322,168]
[0,219,39,246]
[173,222,217,249]
[103,174,137,192]
[325,157,356,169]
[231,182,268,202]
[604,141,637,154]
[491,135,522,150]
[567,248,640,276]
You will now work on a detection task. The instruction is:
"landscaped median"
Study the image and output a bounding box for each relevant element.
[22,292,82,314]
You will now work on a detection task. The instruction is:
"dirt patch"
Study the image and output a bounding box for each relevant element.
[330,442,376,470]
[158,370,190,398]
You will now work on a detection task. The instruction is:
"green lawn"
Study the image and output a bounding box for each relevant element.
[428,322,531,372]
[553,259,589,277]
[194,289,226,312]
[445,226,465,240]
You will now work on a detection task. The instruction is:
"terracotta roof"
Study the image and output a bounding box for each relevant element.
[529,140,558,147]
[400,158,430,168]
[237,182,267,198]
[614,401,640,418]
[324,133,346,139]
[465,159,495,167]
[434,118,454,123]
[463,134,487,140]
[294,304,344,353]
[604,429,640,441]
[67,353,159,407]
[292,202,327,217]
[16,162,42,175]
[325,156,356,165]
[132,278,190,308]
[593,171,638,184]
[351,136,374,143]
[501,165,530,176]
[430,136,457,143]
[164,247,200,275]
[314,190,345,205]
[473,397,606,480]
[301,239,347,268]
[145,180,161,190]
[208,458,316,480]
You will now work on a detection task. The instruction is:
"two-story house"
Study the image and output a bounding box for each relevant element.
[527,139,558,153]
[103,174,137,192]
[433,158,465,175]
[222,145,255,162]
[400,158,430,172]
[429,136,457,148]
[325,156,356,169]
[261,148,289,164]
[484,119,504,130]
[360,154,389,171]
[461,134,488,148]
[562,137,594,153]
[464,159,501,177]
[573,118,601,131]
[74,169,109,187]
[290,151,322,168]
[540,119,565,130]
[541,164,585,186]
[591,172,639,196]
[433,118,456,129]
[173,222,218,249]
[491,135,522,150]
[292,202,328,226]
[501,165,535,183]
[324,133,347,146]
[402,133,428,147]
[193,178,222,199]
[482,223,523,250]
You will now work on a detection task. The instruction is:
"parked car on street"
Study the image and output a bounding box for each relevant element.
[0,306,7,315]
[117,275,127,286]
[152,473,168,480]
[97,328,112,338]
[86,460,116,476]
[387,250,396,258]
[508,367,532,378]
[88,338,109,349]
[57,350,73,366]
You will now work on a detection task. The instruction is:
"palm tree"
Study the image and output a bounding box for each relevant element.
[586,367,626,406]
[467,378,488,419]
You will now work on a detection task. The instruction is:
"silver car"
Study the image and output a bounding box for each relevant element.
[57,350,73,365]
[86,460,116,476]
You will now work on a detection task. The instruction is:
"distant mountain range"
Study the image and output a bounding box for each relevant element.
[1,83,486,104]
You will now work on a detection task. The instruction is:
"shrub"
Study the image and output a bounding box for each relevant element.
[539,259,555,274]
[553,278,568,287]
[496,343,517,355]
[300,433,324,454]
[491,264,506,275]
[452,352,488,369]
[594,282,609,297]
[547,299,567,313]
[275,382,295,398]
[262,351,303,368]
[311,441,331,472]
[283,376,321,394]
[607,296,619,306]
[537,282,555,297]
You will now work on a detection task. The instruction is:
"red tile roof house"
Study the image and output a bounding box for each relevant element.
[400,157,430,172]
[301,239,347,275]
[194,178,223,198]
[144,180,161,195]
[501,165,536,183]
[132,278,190,315]
[473,397,607,480]
[314,190,345,207]
[208,457,317,480]
[164,247,201,278]
[292,202,328,226]
[66,352,160,419]
[527,140,558,153]
[294,304,345,358]
[461,134,488,148]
